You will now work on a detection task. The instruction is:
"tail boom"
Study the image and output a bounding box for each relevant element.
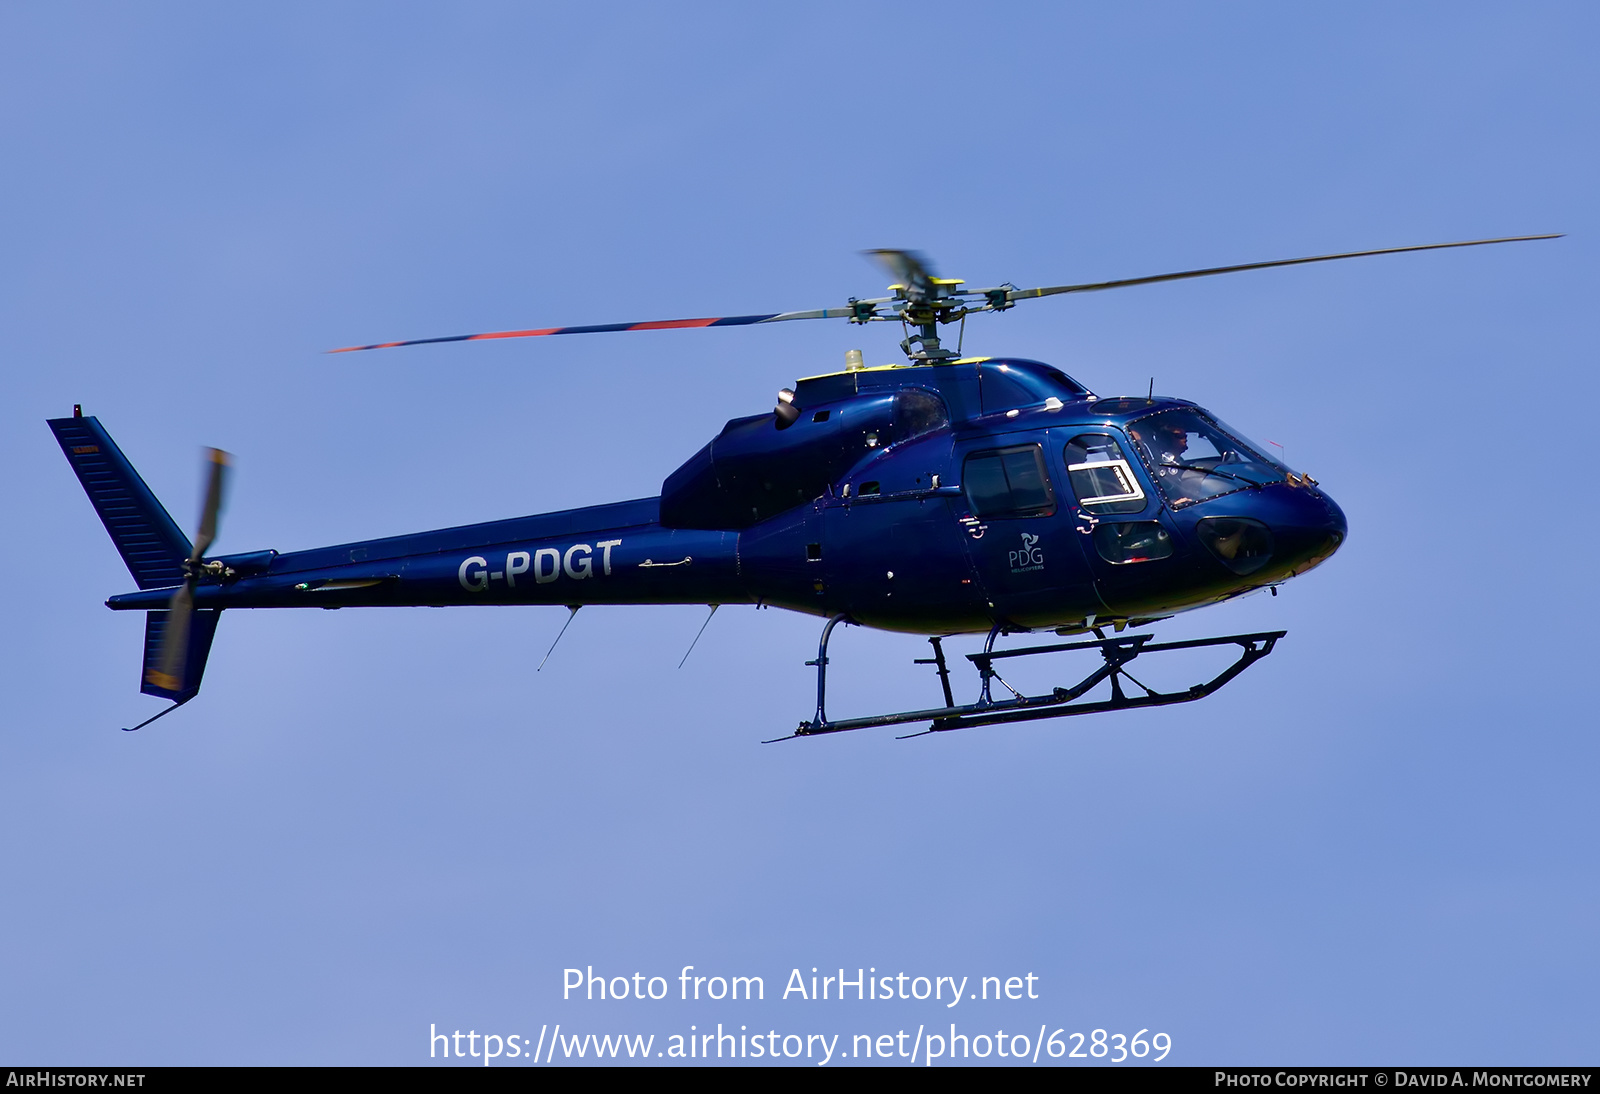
[105,517,744,611]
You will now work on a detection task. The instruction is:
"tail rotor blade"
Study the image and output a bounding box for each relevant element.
[152,447,229,693]
[191,448,230,561]
[150,583,194,692]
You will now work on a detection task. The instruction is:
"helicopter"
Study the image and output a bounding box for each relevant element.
[50,235,1557,737]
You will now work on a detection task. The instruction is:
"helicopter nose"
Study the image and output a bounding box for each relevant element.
[1273,486,1346,575]
[1192,484,1346,579]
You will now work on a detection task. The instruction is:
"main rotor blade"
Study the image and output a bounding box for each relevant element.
[329,234,1559,354]
[1009,235,1563,302]
[328,307,866,354]
[864,249,937,294]
[191,448,230,562]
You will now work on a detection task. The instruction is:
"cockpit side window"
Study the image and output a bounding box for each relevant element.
[1126,408,1287,509]
[962,444,1056,518]
[1063,433,1148,515]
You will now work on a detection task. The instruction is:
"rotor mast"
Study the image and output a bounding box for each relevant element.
[889,276,965,360]
[862,249,1012,362]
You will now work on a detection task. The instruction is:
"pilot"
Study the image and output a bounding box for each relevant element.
[1131,420,1190,465]
[1132,419,1206,504]
[1151,420,1191,464]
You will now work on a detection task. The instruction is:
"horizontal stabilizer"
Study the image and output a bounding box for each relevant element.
[48,415,192,590]
[141,609,221,702]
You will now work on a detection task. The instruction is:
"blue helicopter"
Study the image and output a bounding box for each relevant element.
[51,236,1556,736]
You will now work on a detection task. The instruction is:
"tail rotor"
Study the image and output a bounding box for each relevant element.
[142,448,230,707]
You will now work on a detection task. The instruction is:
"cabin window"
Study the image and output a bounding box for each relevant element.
[1195,517,1274,575]
[894,388,949,440]
[1064,433,1147,515]
[961,445,1056,518]
[1092,522,1173,565]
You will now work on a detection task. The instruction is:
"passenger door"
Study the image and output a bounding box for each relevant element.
[951,435,1097,630]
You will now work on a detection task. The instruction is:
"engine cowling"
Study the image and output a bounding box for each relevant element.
[660,388,946,529]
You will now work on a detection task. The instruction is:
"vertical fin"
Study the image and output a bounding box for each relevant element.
[141,609,222,702]
[47,415,191,589]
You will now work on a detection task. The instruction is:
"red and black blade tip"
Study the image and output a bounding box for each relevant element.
[327,313,786,354]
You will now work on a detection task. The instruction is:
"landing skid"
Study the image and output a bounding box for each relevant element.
[773,615,1285,740]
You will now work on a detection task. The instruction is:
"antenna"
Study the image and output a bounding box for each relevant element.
[538,606,581,671]
[122,697,192,732]
[678,604,719,669]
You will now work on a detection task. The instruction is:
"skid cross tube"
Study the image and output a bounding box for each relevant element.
[786,629,1286,738]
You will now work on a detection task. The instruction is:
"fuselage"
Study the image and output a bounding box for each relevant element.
[106,358,1347,635]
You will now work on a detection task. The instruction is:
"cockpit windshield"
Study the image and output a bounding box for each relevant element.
[1126,408,1287,508]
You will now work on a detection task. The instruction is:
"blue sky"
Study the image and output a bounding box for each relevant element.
[2,2,1595,1065]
